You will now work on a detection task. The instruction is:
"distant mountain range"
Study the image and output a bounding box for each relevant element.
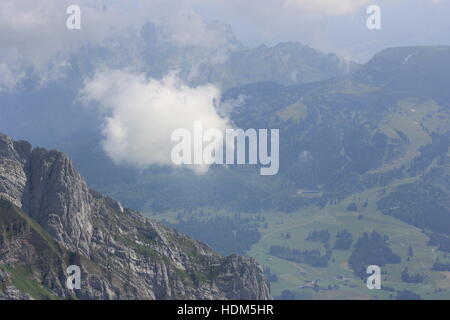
[0,20,356,147]
[186,41,358,90]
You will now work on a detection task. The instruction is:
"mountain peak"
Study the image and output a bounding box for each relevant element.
[357,46,450,101]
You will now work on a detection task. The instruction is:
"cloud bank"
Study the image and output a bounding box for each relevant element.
[286,0,370,15]
[0,0,238,91]
[80,69,229,173]
[1,0,447,90]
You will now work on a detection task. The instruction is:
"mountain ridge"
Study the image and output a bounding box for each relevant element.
[0,132,271,300]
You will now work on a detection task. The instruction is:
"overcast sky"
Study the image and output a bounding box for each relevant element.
[1,0,449,93]
[1,0,449,67]
[193,0,450,62]
[1,0,449,97]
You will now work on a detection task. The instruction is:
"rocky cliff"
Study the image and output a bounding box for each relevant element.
[0,133,271,300]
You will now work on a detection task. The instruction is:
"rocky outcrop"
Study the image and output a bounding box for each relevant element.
[0,133,271,300]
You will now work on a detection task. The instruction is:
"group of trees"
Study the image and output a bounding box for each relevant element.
[305,229,354,251]
[377,182,450,237]
[428,233,450,253]
[401,267,426,283]
[163,214,261,255]
[305,230,330,243]
[432,262,450,271]
[348,231,401,278]
[333,230,353,250]
[269,245,331,267]
[396,290,422,300]
[271,229,356,269]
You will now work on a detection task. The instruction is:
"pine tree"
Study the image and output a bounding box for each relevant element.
[408,246,414,257]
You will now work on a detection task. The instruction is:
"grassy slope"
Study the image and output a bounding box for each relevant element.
[151,175,450,299]
[247,182,450,300]
[250,97,450,299]
[0,200,65,299]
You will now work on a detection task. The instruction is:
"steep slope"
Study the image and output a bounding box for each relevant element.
[0,133,271,300]
[223,46,450,201]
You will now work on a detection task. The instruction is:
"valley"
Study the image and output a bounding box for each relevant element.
[152,175,450,299]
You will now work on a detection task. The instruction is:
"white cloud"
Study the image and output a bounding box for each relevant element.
[0,63,25,92]
[285,0,370,15]
[203,0,370,17]
[0,0,131,88]
[80,69,230,173]
[0,0,239,91]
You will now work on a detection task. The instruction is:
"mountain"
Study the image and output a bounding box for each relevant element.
[129,23,357,89]
[187,42,358,90]
[0,133,271,300]
[0,24,356,148]
[144,46,450,299]
[85,46,448,215]
[357,46,450,102]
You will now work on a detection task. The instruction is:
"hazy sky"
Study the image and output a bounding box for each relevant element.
[193,0,450,62]
[0,0,448,81]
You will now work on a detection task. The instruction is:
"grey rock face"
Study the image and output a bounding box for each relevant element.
[0,134,31,208]
[0,133,93,256]
[0,133,271,300]
[27,148,93,256]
